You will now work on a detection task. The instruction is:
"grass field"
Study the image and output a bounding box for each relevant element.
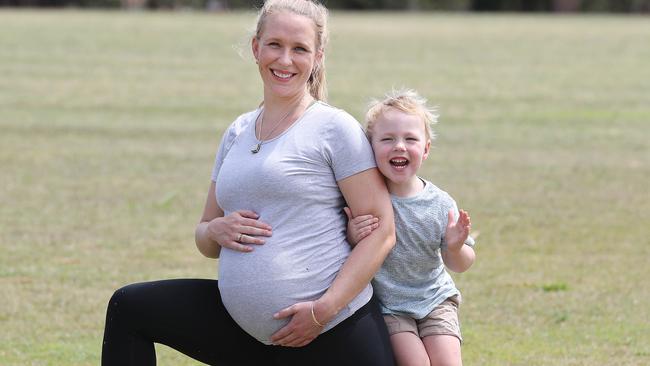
[1,9,649,365]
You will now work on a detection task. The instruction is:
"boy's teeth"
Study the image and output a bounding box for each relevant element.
[390,158,408,167]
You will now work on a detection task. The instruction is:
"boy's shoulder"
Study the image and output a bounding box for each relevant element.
[391,178,456,219]
[421,179,454,204]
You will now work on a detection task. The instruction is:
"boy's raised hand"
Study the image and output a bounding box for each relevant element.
[343,207,379,246]
[445,209,471,252]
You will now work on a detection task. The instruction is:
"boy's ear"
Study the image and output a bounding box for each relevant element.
[423,140,431,160]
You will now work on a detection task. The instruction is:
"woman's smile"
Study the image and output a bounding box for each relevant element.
[252,11,322,101]
[271,69,296,81]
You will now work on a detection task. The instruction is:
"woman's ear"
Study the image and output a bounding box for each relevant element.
[251,37,260,63]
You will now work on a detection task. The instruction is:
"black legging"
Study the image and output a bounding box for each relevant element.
[101,279,395,366]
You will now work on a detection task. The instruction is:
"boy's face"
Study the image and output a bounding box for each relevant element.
[370,108,431,191]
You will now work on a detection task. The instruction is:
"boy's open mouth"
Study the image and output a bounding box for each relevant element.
[390,158,409,167]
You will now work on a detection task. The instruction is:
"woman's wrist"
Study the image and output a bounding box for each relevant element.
[195,221,221,258]
[445,240,463,254]
[312,297,338,327]
[310,302,325,327]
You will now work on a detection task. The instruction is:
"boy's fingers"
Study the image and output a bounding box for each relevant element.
[343,207,352,220]
[459,210,471,226]
[354,217,378,229]
[352,214,374,223]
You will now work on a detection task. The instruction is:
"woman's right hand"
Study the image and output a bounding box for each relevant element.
[206,210,272,253]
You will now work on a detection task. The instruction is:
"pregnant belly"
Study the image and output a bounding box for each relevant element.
[218,248,333,344]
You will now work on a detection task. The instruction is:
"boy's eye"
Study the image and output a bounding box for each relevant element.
[380,138,392,142]
[406,137,418,141]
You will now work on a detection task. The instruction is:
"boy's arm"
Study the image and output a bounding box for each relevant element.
[343,207,379,247]
[441,209,476,273]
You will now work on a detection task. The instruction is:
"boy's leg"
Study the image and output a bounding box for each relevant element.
[418,295,463,366]
[390,332,430,366]
[384,313,429,366]
[422,335,461,366]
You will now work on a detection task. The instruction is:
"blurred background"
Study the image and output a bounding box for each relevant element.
[2,0,650,12]
[1,0,648,365]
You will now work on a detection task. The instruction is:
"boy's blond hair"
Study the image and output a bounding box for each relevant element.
[365,88,438,141]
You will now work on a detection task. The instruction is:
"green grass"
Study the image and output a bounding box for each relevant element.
[1,9,649,365]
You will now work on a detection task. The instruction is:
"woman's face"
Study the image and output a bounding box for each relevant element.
[252,11,322,101]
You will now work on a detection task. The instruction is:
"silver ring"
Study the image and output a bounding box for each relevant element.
[237,233,243,242]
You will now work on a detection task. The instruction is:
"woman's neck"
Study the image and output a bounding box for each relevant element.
[263,90,312,115]
[257,91,313,141]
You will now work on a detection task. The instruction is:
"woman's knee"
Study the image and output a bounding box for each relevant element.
[106,283,144,321]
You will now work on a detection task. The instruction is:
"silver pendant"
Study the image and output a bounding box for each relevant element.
[251,143,261,154]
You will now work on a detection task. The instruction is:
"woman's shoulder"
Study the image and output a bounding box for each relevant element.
[229,108,260,132]
[217,108,259,151]
[310,101,363,132]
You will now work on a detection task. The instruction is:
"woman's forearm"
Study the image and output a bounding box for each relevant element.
[314,168,395,324]
[316,219,395,321]
[195,221,221,258]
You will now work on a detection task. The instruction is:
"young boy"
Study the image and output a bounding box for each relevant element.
[345,89,476,366]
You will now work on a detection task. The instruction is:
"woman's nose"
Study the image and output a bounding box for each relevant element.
[278,48,292,65]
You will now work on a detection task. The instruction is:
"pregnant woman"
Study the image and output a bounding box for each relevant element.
[101,1,396,365]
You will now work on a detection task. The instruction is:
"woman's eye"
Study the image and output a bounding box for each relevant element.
[295,46,307,52]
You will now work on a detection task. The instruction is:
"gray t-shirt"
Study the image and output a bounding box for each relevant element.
[372,179,475,319]
[211,101,377,344]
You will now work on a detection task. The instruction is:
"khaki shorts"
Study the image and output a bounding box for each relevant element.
[383,295,462,343]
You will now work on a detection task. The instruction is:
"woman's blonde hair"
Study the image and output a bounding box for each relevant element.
[365,88,438,141]
[254,0,329,101]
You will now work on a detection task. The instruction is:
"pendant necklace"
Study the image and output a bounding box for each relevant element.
[251,101,303,154]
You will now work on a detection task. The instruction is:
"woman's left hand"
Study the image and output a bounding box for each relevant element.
[270,301,326,347]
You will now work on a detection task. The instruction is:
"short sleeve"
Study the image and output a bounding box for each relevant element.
[210,126,236,182]
[210,110,258,182]
[322,110,376,181]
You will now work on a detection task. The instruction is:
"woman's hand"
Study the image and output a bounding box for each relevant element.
[343,207,379,246]
[270,300,331,347]
[206,210,272,253]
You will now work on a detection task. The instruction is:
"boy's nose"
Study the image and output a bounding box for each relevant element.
[393,141,406,151]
